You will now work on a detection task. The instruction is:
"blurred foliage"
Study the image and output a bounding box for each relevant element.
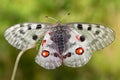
[0,0,120,80]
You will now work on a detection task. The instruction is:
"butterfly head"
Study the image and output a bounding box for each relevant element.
[55,23,64,29]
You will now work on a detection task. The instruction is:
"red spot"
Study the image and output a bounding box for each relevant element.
[41,50,49,57]
[76,35,80,40]
[75,47,84,55]
[42,40,46,46]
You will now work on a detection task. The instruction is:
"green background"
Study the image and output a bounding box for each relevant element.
[0,0,120,80]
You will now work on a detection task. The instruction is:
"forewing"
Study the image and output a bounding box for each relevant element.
[66,23,115,51]
[4,23,52,50]
[35,31,62,69]
[63,23,115,67]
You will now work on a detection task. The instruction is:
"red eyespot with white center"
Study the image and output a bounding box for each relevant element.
[75,47,84,55]
[42,40,46,46]
[41,50,49,57]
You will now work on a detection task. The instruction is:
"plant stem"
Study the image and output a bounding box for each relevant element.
[11,50,26,80]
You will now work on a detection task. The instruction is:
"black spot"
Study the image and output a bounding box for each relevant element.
[96,25,100,28]
[54,53,58,57]
[67,52,71,57]
[80,35,85,42]
[28,25,31,30]
[32,34,38,40]
[95,30,100,35]
[20,24,24,27]
[63,52,71,59]
[77,24,83,30]
[36,24,41,29]
[87,26,92,30]
[19,29,25,34]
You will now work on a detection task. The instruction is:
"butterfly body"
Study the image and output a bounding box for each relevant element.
[50,23,70,54]
[4,22,115,69]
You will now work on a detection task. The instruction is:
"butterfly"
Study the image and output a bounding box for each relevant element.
[4,22,115,69]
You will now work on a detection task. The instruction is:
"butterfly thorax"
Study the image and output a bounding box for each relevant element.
[50,24,70,54]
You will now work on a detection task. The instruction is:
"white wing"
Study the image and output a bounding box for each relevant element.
[63,23,115,67]
[4,23,52,50]
[66,23,115,51]
[35,31,62,69]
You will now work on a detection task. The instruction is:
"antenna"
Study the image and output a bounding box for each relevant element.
[45,16,60,23]
[45,12,71,23]
[60,12,70,22]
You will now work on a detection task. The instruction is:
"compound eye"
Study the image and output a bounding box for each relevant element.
[75,47,84,55]
[41,50,49,57]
